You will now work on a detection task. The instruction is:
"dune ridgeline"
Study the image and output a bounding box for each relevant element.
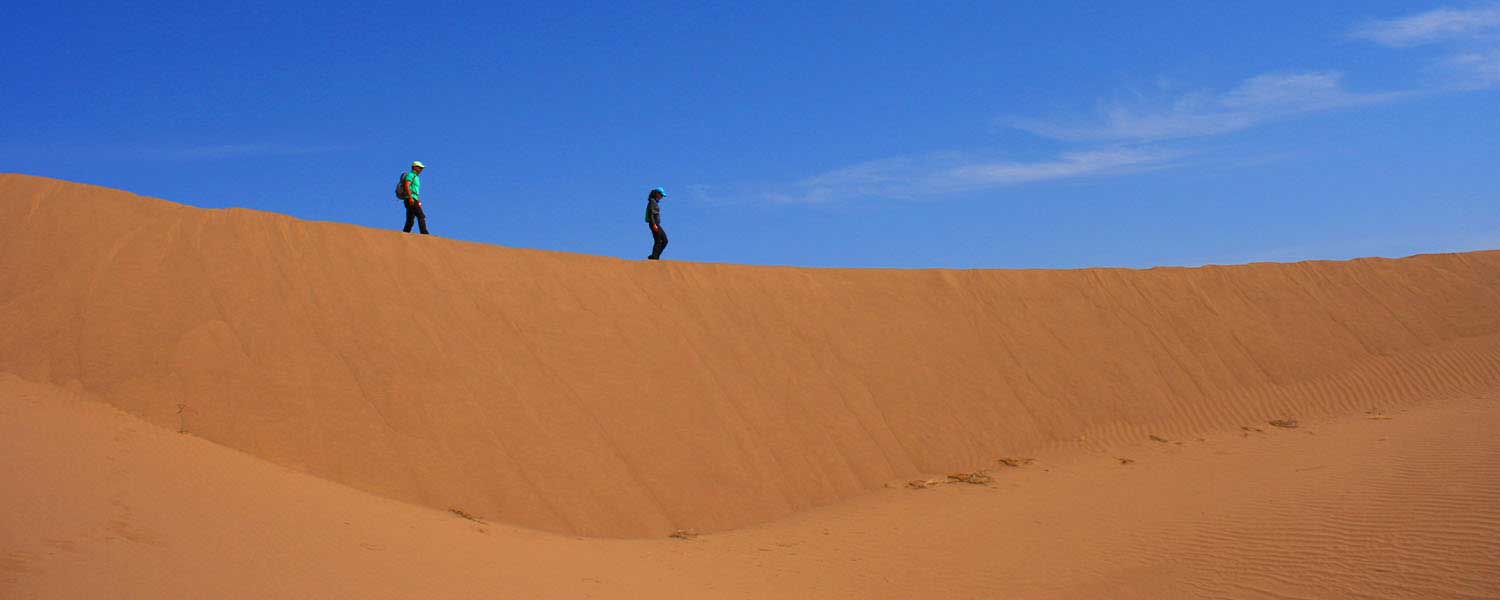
[3,173,1498,538]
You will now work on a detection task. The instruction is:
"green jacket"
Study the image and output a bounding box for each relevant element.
[403,171,421,201]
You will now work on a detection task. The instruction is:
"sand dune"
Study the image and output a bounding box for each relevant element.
[4,375,1496,599]
[3,173,1499,541]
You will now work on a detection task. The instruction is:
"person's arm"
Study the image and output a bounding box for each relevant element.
[402,175,413,204]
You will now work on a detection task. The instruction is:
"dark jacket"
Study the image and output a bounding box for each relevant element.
[645,197,661,226]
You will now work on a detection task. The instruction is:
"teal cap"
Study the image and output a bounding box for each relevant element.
[652,187,666,196]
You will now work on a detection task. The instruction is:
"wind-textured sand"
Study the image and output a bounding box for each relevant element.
[3,173,1498,598]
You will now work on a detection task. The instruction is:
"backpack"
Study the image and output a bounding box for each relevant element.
[395,172,410,200]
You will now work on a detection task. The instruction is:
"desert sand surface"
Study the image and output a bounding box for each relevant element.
[3,173,1499,598]
[4,375,1497,599]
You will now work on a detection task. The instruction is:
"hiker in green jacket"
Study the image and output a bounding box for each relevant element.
[399,161,428,234]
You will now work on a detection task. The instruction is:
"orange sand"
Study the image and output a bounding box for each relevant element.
[2,174,1498,598]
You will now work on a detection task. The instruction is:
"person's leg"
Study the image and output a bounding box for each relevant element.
[414,204,429,235]
[651,226,669,259]
[403,203,416,233]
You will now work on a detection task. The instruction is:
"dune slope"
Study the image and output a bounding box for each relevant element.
[5,374,1497,599]
[2,173,1499,537]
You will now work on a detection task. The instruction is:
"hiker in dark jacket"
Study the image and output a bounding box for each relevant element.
[399,161,429,234]
[645,187,667,260]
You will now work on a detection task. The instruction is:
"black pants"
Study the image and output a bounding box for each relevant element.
[403,201,429,234]
[648,224,668,259]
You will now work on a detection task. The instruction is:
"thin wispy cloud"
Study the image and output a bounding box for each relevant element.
[1007,72,1405,142]
[943,149,1178,187]
[0,141,350,161]
[1009,6,1500,144]
[1446,49,1500,85]
[150,143,350,160]
[1352,5,1500,90]
[1350,5,1500,47]
[730,6,1493,206]
[762,148,1180,204]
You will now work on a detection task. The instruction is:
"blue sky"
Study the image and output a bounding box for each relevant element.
[3,2,1497,269]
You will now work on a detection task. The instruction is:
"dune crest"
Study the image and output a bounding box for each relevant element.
[3,173,1499,537]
